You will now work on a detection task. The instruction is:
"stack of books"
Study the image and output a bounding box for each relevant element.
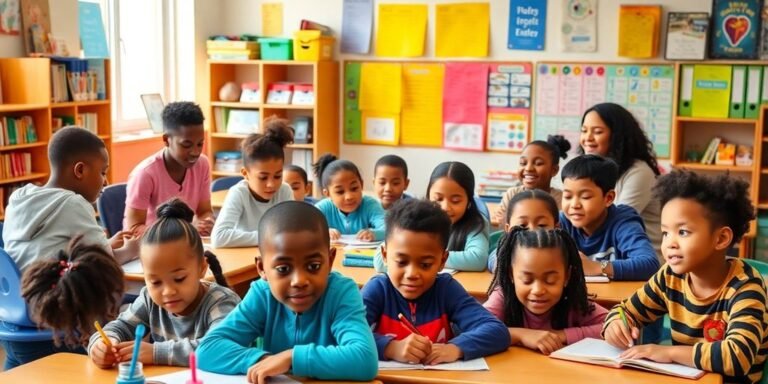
[77,113,99,134]
[477,170,519,198]
[50,58,107,102]
[342,248,376,268]
[207,39,260,60]
[52,116,76,133]
[0,152,32,178]
[0,116,38,146]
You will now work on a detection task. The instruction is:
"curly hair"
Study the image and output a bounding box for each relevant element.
[385,199,451,249]
[162,101,205,133]
[579,103,660,177]
[21,235,124,347]
[242,116,294,166]
[487,227,594,329]
[653,170,755,246]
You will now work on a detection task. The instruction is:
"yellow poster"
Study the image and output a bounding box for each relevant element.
[692,65,732,118]
[375,4,427,57]
[362,111,400,146]
[262,3,283,36]
[617,5,660,58]
[401,63,444,147]
[435,3,489,57]
[359,62,402,113]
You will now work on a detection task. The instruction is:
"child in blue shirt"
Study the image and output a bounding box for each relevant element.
[363,199,510,364]
[197,201,377,382]
[560,155,659,281]
[313,153,385,241]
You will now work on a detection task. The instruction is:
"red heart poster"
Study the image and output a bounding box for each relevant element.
[710,0,761,59]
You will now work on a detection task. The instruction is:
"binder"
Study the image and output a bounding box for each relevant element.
[745,66,763,119]
[729,65,746,118]
[678,65,694,116]
[692,64,732,118]
[762,65,768,105]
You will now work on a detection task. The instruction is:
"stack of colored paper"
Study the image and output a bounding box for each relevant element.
[342,248,376,268]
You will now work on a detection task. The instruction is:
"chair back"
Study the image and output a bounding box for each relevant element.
[211,176,241,192]
[97,183,127,237]
[489,230,504,254]
[0,248,35,327]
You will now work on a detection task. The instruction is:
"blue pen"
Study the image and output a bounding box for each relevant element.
[128,324,146,379]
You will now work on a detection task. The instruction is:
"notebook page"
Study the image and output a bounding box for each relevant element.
[623,359,705,379]
[378,358,488,371]
[147,369,300,384]
[585,275,610,283]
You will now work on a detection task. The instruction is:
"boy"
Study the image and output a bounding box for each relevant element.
[284,165,312,202]
[362,199,510,364]
[373,154,411,210]
[3,127,137,273]
[124,101,215,236]
[604,170,767,384]
[197,201,377,383]
[560,155,659,281]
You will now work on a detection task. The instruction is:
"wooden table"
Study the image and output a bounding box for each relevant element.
[0,353,381,384]
[376,346,721,384]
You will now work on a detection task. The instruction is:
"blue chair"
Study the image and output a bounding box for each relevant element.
[0,248,54,343]
[211,176,241,192]
[474,195,490,221]
[97,183,127,237]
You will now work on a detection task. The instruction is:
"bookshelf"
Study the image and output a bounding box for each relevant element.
[207,59,339,196]
[0,58,112,220]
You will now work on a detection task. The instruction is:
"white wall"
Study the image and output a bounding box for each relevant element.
[211,0,709,195]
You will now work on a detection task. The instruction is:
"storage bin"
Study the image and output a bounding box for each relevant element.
[293,31,334,61]
[215,151,243,173]
[258,38,293,60]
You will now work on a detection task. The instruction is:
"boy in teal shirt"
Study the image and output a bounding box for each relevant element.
[197,201,378,382]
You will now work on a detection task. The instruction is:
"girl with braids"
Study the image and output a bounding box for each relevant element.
[484,227,607,355]
[212,117,296,248]
[88,198,240,368]
[4,236,124,370]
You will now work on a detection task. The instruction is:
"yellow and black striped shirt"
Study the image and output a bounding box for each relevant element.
[603,259,768,384]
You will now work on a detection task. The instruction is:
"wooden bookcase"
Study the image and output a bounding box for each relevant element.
[670,62,763,257]
[0,58,112,220]
[207,60,339,196]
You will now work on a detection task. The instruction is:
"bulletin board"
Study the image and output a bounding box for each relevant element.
[532,62,675,158]
[344,60,533,152]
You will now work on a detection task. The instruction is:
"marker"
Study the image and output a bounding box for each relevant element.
[94,320,113,349]
[618,307,633,347]
[187,351,203,384]
[397,313,423,336]
[128,324,146,379]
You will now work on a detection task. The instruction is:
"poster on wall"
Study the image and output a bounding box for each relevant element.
[486,63,532,152]
[710,0,761,59]
[0,0,20,35]
[443,63,488,151]
[665,12,709,60]
[759,3,768,59]
[341,0,373,54]
[20,0,51,55]
[561,0,597,52]
[508,0,546,51]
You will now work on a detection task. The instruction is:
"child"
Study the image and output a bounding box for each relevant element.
[494,135,570,223]
[124,102,215,237]
[363,199,510,365]
[313,153,385,241]
[3,127,137,273]
[375,161,489,272]
[603,170,768,384]
[88,199,240,368]
[284,165,312,202]
[211,118,295,248]
[560,155,659,281]
[485,227,608,355]
[373,154,411,209]
[197,201,378,382]
[2,236,125,370]
[487,189,559,272]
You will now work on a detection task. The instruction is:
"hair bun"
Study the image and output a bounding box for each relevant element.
[264,117,294,147]
[155,198,194,223]
[547,135,572,159]
[312,153,338,179]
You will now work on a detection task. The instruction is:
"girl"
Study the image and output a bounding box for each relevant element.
[313,153,386,241]
[485,227,608,355]
[579,103,661,261]
[211,117,295,248]
[88,199,241,368]
[487,189,559,272]
[494,135,570,224]
[6,236,125,370]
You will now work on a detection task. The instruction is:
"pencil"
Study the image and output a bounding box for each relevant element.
[397,313,423,336]
[94,320,112,348]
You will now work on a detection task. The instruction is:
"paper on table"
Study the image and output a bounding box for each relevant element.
[585,275,610,283]
[435,3,489,57]
[375,4,427,57]
[122,259,142,274]
[148,369,300,384]
[401,63,444,147]
[335,234,382,249]
[341,0,373,54]
[378,357,489,371]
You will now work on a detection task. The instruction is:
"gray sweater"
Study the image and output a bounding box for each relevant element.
[87,282,240,366]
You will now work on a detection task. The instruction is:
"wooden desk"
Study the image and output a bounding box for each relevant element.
[0,353,381,384]
[377,346,722,384]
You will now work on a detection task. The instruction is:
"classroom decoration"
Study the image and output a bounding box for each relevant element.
[560,0,597,53]
[340,0,373,54]
[375,4,427,57]
[344,62,362,143]
[401,63,444,147]
[20,0,51,55]
[665,12,709,60]
[486,63,532,152]
[0,0,20,35]
[435,3,490,58]
[261,2,283,37]
[443,63,488,151]
[78,1,109,58]
[508,0,547,51]
[617,5,661,58]
[359,62,402,145]
[533,62,674,158]
[710,0,762,59]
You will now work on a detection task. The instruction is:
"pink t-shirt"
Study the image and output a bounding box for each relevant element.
[125,150,211,227]
[483,287,608,345]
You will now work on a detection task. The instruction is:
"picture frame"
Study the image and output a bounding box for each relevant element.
[292,116,313,144]
[709,0,762,59]
[665,12,709,60]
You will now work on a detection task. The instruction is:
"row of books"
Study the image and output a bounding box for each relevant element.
[0,152,33,179]
[50,58,107,103]
[52,114,98,134]
[206,40,259,60]
[476,170,518,198]
[0,116,38,147]
[699,137,753,166]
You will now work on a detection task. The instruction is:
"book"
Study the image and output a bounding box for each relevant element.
[226,109,259,134]
[342,257,374,268]
[333,234,382,249]
[550,338,705,379]
[715,142,736,165]
[736,144,754,166]
[701,137,722,165]
[379,357,489,371]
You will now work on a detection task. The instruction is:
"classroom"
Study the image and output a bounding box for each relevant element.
[1,0,767,383]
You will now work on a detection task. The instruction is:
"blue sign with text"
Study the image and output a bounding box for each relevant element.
[508,0,547,51]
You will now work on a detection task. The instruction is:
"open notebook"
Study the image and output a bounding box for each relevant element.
[333,234,382,249]
[378,357,488,371]
[550,338,705,379]
[148,369,299,383]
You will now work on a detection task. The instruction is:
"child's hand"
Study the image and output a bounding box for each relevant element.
[90,337,120,368]
[329,228,341,241]
[424,343,462,365]
[516,328,565,355]
[620,344,672,363]
[108,230,132,249]
[604,318,640,349]
[580,253,602,275]
[195,217,215,237]
[356,229,375,242]
[247,349,292,384]
[384,334,433,363]
[116,341,154,365]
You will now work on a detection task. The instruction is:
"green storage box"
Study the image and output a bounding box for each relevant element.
[258,38,293,60]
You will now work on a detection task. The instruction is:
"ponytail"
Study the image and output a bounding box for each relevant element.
[204,250,229,288]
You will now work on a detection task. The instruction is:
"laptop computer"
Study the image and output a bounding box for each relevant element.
[140,93,165,133]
